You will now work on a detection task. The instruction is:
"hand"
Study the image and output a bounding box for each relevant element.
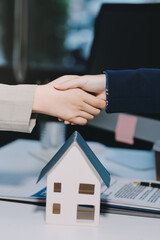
[53,74,106,124]
[32,80,106,125]
[54,74,106,101]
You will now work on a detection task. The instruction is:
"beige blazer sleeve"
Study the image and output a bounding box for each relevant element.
[0,84,37,133]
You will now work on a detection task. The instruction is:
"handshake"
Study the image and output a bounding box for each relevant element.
[32,74,106,125]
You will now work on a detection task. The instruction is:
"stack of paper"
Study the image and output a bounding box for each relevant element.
[101,177,160,218]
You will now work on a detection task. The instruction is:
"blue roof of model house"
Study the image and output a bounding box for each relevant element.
[37,131,110,187]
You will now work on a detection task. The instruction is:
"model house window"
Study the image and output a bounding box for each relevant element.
[79,184,95,195]
[77,205,95,221]
[52,203,61,214]
[54,182,61,192]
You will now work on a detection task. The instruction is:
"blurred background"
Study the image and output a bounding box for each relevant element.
[1,0,160,153]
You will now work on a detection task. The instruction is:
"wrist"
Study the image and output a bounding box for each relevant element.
[32,85,44,113]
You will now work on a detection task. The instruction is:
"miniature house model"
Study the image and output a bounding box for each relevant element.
[37,131,110,227]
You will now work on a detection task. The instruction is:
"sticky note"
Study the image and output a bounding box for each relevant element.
[115,114,137,145]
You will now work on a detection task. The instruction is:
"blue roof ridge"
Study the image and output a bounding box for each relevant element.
[74,131,78,142]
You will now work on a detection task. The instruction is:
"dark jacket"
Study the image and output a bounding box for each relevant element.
[105,68,160,113]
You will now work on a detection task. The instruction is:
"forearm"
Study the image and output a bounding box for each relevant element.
[105,68,160,114]
[0,84,37,132]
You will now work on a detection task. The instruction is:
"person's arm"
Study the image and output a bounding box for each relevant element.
[0,81,105,132]
[54,69,160,114]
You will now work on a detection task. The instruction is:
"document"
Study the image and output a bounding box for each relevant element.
[101,177,160,217]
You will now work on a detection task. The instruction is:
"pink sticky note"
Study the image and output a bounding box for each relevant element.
[115,114,137,145]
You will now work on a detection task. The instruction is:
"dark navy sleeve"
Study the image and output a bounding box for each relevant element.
[105,68,160,114]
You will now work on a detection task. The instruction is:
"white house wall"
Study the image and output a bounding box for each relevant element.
[46,143,101,226]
